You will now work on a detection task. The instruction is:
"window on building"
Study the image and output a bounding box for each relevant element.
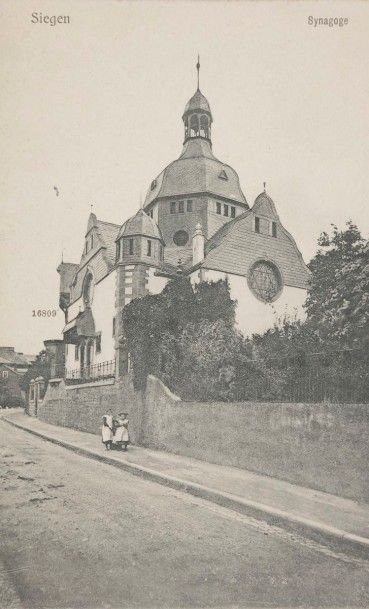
[173,230,189,246]
[147,240,152,256]
[96,334,101,354]
[231,206,236,218]
[2,370,8,379]
[200,114,209,138]
[83,273,94,307]
[170,201,176,214]
[30,385,34,400]
[151,179,157,191]
[272,221,277,238]
[129,238,134,255]
[224,204,229,217]
[218,169,228,180]
[248,260,282,303]
[91,234,94,249]
[255,217,260,233]
[112,317,116,337]
[178,201,184,213]
[190,114,199,137]
[216,202,222,214]
[187,200,193,212]
[75,345,79,361]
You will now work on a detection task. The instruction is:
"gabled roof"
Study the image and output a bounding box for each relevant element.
[96,219,121,264]
[0,348,35,367]
[198,202,310,290]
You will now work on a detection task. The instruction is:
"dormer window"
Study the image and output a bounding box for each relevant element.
[224,204,229,217]
[218,169,228,180]
[147,240,152,257]
[231,206,236,218]
[170,202,176,214]
[216,202,221,215]
[129,238,134,255]
[151,179,157,191]
[255,217,260,233]
[90,234,93,249]
[272,222,277,238]
[178,201,184,213]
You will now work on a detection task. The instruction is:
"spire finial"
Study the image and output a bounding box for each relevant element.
[61,249,64,263]
[263,182,266,192]
[196,54,200,90]
[90,203,94,213]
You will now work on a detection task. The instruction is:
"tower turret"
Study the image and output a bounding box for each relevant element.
[182,57,212,144]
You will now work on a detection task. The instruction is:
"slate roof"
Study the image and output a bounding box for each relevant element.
[117,209,164,241]
[95,219,120,265]
[68,215,120,303]
[183,89,212,117]
[0,348,35,367]
[144,139,248,208]
[199,201,310,290]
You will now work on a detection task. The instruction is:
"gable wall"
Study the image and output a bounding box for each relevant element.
[204,213,309,290]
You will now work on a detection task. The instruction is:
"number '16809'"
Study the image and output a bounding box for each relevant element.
[32,310,57,317]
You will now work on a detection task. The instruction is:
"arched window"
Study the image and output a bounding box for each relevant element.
[190,114,199,137]
[200,115,209,138]
[83,273,94,307]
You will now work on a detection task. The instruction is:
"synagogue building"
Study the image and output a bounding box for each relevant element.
[57,68,310,380]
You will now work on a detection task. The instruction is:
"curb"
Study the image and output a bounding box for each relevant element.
[3,416,369,558]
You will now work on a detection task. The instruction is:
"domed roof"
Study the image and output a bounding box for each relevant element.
[144,139,248,208]
[183,89,212,117]
[117,209,163,241]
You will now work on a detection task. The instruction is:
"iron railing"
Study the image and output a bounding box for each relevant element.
[65,359,116,385]
[252,348,369,404]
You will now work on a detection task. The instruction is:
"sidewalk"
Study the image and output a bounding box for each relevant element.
[2,409,369,556]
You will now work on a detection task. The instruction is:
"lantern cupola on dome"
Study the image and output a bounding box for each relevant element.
[182,56,212,144]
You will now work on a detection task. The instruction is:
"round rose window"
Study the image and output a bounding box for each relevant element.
[248,261,282,303]
[173,230,189,246]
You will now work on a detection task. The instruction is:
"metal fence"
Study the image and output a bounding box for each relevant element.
[65,359,115,385]
[258,348,369,404]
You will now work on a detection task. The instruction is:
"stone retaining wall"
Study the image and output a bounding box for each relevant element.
[37,374,369,503]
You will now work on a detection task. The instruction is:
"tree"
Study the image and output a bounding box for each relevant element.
[305,221,369,348]
[19,350,50,394]
[122,277,238,391]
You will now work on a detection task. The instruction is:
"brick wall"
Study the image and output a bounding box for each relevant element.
[37,374,369,502]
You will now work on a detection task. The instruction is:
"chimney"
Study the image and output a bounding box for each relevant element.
[192,223,205,265]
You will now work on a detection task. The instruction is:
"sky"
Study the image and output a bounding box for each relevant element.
[0,0,368,354]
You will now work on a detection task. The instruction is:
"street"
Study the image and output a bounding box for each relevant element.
[1,419,368,609]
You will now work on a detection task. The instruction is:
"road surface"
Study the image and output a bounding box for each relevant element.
[1,419,368,608]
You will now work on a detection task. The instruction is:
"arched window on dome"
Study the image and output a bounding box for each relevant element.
[200,115,209,139]
[190,114,199,137]
[184,117,189,139]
